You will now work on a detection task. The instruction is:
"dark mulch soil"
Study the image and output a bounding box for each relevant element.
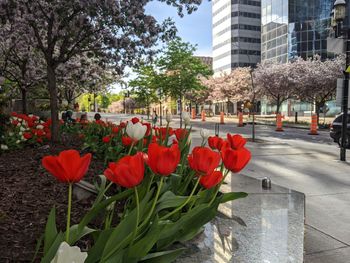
[0,142,107,262]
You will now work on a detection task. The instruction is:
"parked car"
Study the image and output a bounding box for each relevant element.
[330,112,350,148]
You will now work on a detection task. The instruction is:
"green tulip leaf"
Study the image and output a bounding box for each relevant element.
[139,248,186,263]
[68,225,96,244]
[219,192,248,203]
[85,229,113,263]
[43,207,57,255]
[156,191,199,212]
[40,232,65,263]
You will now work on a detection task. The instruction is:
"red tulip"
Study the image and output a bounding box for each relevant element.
[42,150,92,183]
[122,136,133,146]
[221,147,251,173]
[119,122,126,128]
[143,122,151,136]
[155,127,174,140]
[37,138,43,144]
[200,171,223,189]
[112,127,119,133]
[23,132,32,140]
[188,147,221,176]
[174,128,188,141]
[208,136,229,151]
[102,136,111,143]
[104,152,144,188]
[11,120,19,126]
[147,143,180,176]
[131,117,140,124]
[226,134,246,150]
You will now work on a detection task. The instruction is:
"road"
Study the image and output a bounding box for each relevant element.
[89,112,350,262]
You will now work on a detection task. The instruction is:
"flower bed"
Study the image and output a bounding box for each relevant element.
[1,114,251,262]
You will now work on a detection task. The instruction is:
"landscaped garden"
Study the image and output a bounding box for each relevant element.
[0,112,251,262]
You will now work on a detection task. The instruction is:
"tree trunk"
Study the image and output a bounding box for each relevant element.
[21,88,27,114]
[276,98,281,114]
[47,64,59,143]
[315,101,321,126]
[179,96,183,128]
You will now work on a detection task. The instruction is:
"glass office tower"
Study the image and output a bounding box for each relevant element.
[261,0,333,63]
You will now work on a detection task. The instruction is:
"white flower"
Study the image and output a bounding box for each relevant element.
[36,125,44,129]
[1,144,8,150]
[16,140,21,144]
[126,121,147,141]
[166,113,172,123]
[19,131,23,136]
[28,114,33,118]
[200,128,210,140]
[182,112,191,126]
[50,242,87,263]
[9,132,14,136]
[20,126,26,131]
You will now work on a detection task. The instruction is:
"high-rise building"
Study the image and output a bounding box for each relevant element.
[212,0,262,75]
[261,0,335,63]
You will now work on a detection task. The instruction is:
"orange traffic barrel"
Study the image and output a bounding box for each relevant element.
[238,112,243,127]
[276,113,284,132]
[309,114,319,135]
[191,108,196,119]
[220,112,225,124]
[201,110,206,122]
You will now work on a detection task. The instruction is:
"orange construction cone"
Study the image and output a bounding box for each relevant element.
[191,108,196,119]
[237,112,243,127]
[201,110,206,122]
[275,113,284,131]
[309,114,319,135]
[220,112,225,124]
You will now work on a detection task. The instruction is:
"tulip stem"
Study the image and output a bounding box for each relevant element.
[162,177,200,220]
[128,142,135,155]
[140,176,164,228]
[130,187,139,246]
[209,170,230,206]
[66,183,73,243]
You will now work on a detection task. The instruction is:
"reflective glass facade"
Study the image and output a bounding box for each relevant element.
[261,0,333,62]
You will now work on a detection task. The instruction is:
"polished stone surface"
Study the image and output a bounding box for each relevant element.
[178,175,305,263]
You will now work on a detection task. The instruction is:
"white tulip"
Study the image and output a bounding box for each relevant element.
[50,242,87,263]
[126,121,147,141]
[16,140,21,144]
[28,114,33,118]
[1,144,8,150]
[36,125,44,129]
[200,128,210,140]
[20,126,26,131]
[182,112,191,126]
[166,113,172,123]
[9,132,14,136]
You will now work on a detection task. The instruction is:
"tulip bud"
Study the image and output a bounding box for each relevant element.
[200,128,210,140]
[182,112,190,126]
[166,113,172,123]
[126,121,147,141]
[51,242,87,263]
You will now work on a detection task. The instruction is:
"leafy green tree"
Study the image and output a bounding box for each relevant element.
[129,65,160,119]
[158,39,212,126]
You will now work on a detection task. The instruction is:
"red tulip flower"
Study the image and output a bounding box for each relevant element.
[12,120,19,126]
[188,147,221,176]
[227,134,246,150]
[42,150,92,183]
[221,147,251,173]
[112,127,119,133]
[122,136,133,146]
[37,138,43,144]
[131,117,140,124]
[147,143,180,176]
[143,122,151,136]
[174,128,188,141]
[200,171,223,189]
[23,132,32,140]
[102,136,111,143]
[104,152,144,188]
[208,136,229,151]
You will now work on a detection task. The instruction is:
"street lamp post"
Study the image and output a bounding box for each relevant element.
[332,0,350,161]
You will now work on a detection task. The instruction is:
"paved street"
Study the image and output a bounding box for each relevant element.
[90,113,350,262]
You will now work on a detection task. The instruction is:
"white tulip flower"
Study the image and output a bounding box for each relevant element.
[126,121,147,141]
[36,125,44,129]
[182,112,191,126]
[50,242,87,263]
[1,144,8,150]
[9,132,14,136]
[166,113,172,124]
[20,126,26,131]
[200,128,210,140]
[16,140,21,144]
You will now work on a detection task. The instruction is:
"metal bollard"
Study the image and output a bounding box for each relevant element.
[262,177,272,190]
[215,123,220,137]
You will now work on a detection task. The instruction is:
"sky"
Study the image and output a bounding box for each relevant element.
[145,1,212,57]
